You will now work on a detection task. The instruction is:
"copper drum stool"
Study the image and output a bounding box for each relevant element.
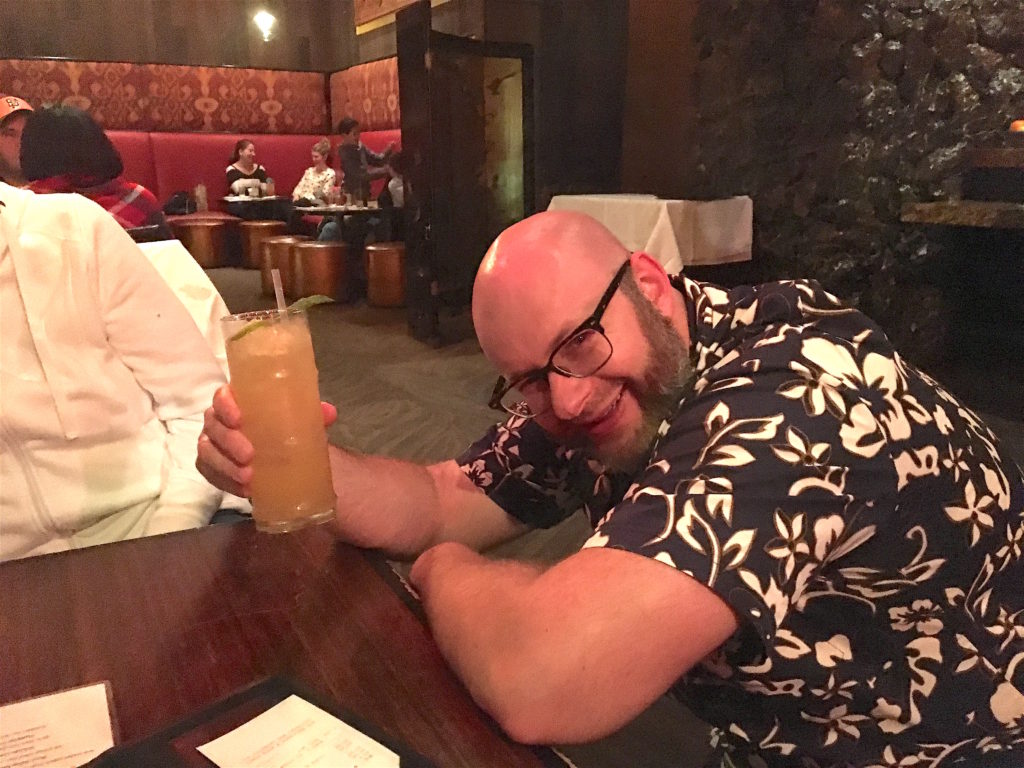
[260,235,310,299]
[240,220,287,270]
[364,242,406,307]
[170,219,227,268]
[290,241,349,301]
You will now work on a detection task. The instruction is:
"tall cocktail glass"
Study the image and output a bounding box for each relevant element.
[221,308,336,532]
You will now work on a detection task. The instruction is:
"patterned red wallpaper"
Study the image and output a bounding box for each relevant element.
[329,57,400,132]
[0,59,328,134]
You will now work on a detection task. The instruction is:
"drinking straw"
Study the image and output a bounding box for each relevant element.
[271,268,287,312]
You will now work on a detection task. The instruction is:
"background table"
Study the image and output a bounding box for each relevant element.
[223,195,290,221]
[0,523,550,768]
[547,194,753,274]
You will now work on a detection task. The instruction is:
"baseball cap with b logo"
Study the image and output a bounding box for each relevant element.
[0,95,33,122]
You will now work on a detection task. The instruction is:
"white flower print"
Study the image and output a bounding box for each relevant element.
[764,509,810,582]
[986,607,1024,653]
[945,479,996,546]
[810,672,857,702]
[464,459,493,488]
[841,401,887,459]
[889,599,944,636]
[776,361,847,420]
[940,444,970,482]
[996,523,1024,569]
[799,338,933,453]
[800,704,869,747]
[771,426,831,468]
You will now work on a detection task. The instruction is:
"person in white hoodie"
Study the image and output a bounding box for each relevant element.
[0,181,226,560]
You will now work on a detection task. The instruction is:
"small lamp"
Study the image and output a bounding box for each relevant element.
[253,10,276,42]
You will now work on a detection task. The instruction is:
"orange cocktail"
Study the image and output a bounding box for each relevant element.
[222,309,336,532]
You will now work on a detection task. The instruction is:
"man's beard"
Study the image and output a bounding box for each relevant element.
[589,291,692,473]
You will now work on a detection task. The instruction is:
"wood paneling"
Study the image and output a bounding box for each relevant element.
[621,0,700,196]
[355,0,418,26]
[0,0,358,71]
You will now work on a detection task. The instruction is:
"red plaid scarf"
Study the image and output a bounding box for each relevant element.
[28,175,162,230]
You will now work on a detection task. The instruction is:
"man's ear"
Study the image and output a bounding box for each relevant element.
[628,251,674,311]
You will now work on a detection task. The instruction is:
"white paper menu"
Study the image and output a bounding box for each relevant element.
[197,695,400,768]
[0,682,115,768]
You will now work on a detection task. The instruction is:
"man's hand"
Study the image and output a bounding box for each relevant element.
[196,384,336,497]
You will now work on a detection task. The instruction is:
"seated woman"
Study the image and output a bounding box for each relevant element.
[0,180,227,561]
[225,139,268,196]
[21,106,171,239]
[291,137,336,205]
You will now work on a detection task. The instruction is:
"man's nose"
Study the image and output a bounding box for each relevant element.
[547,373,595,422]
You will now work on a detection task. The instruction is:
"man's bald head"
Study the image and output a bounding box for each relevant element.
[472,211,629,356]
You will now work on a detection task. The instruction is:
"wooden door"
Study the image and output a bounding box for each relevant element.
[397,0,533,344]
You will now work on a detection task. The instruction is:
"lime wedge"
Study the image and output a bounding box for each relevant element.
[229,295,334,342]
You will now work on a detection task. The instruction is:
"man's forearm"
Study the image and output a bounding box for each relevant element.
[410,544,740,745]
[326,448,525,559]
[410,543,546,736]
[328,445,442,557]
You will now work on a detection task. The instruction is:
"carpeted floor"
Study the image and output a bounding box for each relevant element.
[209,266,1024,768]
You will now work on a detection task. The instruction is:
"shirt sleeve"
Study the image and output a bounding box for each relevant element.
[583,342,896,649]
[89,207,226,531]
[456,416,622,529]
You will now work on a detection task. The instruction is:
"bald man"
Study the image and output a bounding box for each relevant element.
[198,211,1024,767]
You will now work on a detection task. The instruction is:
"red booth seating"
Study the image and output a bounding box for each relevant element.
[107,129,402,211]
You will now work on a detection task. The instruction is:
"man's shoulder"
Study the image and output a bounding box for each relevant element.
[686,276,884,374]
[10,184,112,230]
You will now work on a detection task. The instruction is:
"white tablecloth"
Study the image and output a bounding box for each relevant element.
[547,194,753,275]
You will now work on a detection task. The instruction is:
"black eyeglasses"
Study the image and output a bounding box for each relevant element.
[488,261,631,418]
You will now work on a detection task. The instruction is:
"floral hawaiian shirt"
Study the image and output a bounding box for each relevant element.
[457,276,1024,767]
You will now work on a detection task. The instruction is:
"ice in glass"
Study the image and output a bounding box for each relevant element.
[221,309,336,532]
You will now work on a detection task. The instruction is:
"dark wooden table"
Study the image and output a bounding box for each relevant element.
[0,522,546,768]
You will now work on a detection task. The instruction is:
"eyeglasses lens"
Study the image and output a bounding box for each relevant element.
[551,329,612,375]
[499,330,613,417]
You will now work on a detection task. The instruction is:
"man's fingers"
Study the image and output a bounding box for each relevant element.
[203,406,255,465]
[196,432,253,497]
[198,385,255,497]
[212,384,243,428]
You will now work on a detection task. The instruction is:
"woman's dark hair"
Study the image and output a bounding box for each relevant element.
[20,106,123,183]
[388,150,404,175]
[230,139,254,163]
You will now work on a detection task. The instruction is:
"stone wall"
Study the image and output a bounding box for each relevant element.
[687,0,1024,364]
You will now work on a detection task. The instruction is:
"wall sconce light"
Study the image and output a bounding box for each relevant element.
[253,10,276,42]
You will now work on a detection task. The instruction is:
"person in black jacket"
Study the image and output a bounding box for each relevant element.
[336,117,392,204]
